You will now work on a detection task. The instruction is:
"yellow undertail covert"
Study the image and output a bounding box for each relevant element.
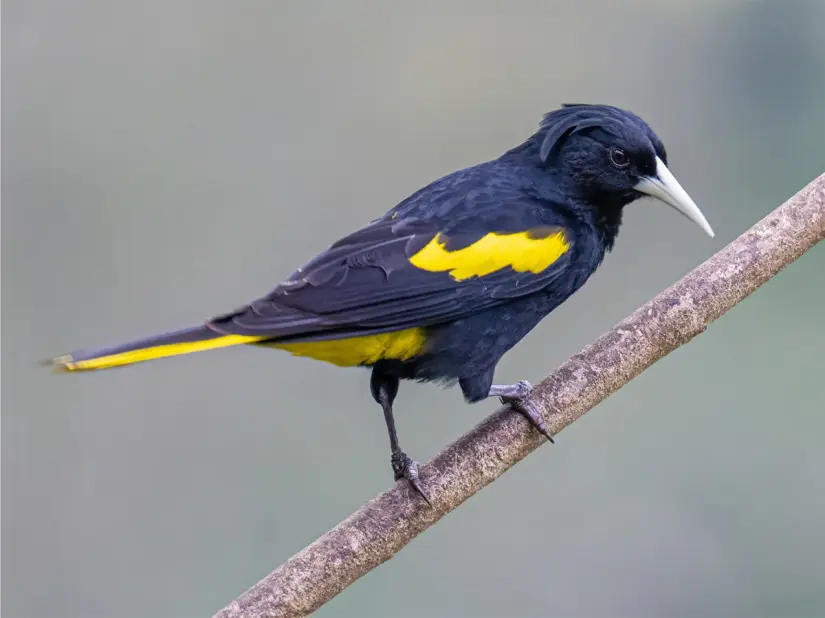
[409,228,570,281]
[271,328,427,367]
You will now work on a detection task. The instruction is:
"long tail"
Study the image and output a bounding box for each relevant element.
[47,325,266,372]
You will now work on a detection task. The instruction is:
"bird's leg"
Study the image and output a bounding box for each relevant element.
[370,369,430,505]
[488,380,555,443]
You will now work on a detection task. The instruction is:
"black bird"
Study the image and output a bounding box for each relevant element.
[49,104,714,502]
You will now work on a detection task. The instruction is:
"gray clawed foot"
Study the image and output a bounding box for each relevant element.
[496,380,555,443]
[391,451,431,506]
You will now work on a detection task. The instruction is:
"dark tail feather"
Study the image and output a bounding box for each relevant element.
[46,325,266,372]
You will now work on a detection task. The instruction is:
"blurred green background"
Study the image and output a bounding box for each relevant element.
[3,1,825,616]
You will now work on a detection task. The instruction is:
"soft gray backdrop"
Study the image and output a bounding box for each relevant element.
[4,1,825,617]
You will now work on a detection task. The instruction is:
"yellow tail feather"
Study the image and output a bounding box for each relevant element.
[50,334,265,372]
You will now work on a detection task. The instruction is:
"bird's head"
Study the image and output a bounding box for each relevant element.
[537,103,714,237]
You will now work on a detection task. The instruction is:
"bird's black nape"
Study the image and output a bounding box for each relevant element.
[538,103,667,165]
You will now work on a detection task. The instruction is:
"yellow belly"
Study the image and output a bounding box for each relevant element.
[270,327,427,367]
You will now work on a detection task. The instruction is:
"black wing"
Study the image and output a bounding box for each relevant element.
[208,213,574,343]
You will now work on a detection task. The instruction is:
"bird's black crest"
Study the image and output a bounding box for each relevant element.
[538,103,643,163]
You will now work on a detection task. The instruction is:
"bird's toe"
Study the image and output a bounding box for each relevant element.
[391,451,431,506]
[505,394,554,444]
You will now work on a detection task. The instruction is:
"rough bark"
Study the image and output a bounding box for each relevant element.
[213,173,825,618]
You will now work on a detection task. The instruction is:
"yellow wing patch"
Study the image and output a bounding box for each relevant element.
[409,228,570,281]
[272,328,427,367]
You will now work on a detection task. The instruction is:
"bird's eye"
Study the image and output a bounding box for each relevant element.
[609,148,630,168]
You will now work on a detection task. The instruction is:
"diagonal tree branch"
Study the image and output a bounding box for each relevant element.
[213,172,825,618]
